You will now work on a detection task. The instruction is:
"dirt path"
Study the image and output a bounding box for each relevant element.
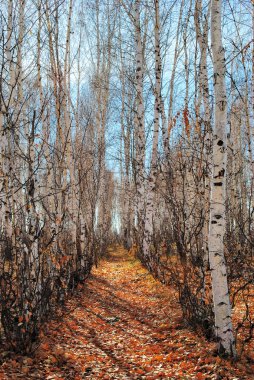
[0,247,252,379]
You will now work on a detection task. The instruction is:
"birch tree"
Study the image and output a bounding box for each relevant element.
[209,0,236,356]
[133,0,146,253]
[143,0,161,267]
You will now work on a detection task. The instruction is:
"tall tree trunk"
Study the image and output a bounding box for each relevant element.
[134,0,146,252]
[143,0,161,266]
[209,0,236,357]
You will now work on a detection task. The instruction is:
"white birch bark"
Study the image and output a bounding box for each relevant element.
[229,100,243,233]
[1,0,15,241]
[119,31,132,248]
[209,0,236,356]
[143,0,161,264]
[134,0,146,246]
[0,111,6,233]
[6,0,15,107]
[37,1,54,221]
[194,0,211,272]
[182,1,193,260]
[95,1,113,250]
[168,0,184,123]
[64,0,78,248]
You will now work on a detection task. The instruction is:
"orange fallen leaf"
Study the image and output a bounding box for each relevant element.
[41,342,50,350]
[21,366,30,374]
[196,372,205,380]
[50,355,58,364]
[9,360,19,368]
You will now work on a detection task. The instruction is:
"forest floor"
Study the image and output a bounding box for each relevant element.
[0,246,253,380]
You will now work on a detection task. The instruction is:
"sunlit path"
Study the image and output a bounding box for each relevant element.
[0,247,252,379]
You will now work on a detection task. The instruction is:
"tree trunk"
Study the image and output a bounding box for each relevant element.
[143,0,161,266]
[134,0,146,252]
[209,0,236,357]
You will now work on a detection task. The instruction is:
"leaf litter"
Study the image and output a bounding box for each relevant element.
[0,246,253,379]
